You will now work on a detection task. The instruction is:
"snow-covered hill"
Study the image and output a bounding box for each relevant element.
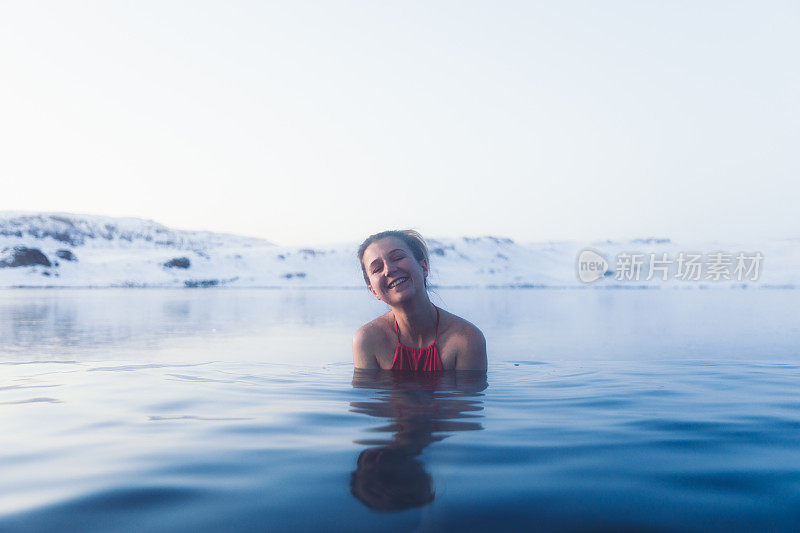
[0,212,796,288]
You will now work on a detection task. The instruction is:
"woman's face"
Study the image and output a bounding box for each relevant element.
[362,237,427,304]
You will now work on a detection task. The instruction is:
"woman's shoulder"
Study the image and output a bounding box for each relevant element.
[353,312,395,343]
[352,313,396,368]
[438,308,485,343]
[356,311,394,337]
[438,308,487,370]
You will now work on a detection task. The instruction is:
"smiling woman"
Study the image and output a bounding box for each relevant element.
[353,230,487,371]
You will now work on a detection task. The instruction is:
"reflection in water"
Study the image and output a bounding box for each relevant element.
[349,370,487,512]
[0,290,375,361]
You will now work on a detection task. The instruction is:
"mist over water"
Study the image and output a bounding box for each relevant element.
[2,289,799,532]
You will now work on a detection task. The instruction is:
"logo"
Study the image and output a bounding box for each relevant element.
[574,249,763,283]
[577,249,609,283]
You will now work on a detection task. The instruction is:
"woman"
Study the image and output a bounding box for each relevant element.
[349,369,487,510]
[353,230,487,371]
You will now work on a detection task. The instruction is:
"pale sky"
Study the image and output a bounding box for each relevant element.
[1,1,798,245]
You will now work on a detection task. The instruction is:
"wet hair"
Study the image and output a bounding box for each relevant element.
[350,447,435,511]
[357,230,430,287]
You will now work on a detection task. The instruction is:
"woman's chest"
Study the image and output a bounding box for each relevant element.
[376,337,459,370]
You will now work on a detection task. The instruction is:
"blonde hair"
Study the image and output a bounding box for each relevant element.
[357,229,430,286]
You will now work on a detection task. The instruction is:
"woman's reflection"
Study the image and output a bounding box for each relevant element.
[350,369,487,511]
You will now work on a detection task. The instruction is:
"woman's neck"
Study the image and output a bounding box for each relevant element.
[392,297,437,348]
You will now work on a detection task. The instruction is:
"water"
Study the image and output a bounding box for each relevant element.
[1,288,800,532]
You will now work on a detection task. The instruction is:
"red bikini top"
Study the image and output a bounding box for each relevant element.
[390,306,443,372]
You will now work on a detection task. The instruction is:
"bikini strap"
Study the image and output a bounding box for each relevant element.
[433,306,440,345]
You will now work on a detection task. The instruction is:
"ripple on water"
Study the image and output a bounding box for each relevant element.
[0,397,62,405]
[3,287,800,532]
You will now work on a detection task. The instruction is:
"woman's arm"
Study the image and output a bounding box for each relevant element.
[455,327,488,371]
[353,325,380,369]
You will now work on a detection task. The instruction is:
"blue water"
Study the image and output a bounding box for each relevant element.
[1,289,799,532]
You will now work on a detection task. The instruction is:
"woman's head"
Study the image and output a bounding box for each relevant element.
[350,447,435,511]
[358,230,430,303]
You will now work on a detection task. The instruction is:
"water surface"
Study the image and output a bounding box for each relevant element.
[1,289,799,532]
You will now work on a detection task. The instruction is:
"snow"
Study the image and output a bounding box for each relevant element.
[0,212,795,289]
